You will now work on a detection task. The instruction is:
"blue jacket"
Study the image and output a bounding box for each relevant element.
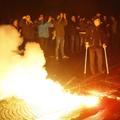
[38,22,52,38]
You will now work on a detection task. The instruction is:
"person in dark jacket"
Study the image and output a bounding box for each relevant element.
[85,18,108,75]
[19,15,35,51]
[68,15,80,54]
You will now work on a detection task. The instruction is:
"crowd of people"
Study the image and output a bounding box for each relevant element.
[10,12,120,75]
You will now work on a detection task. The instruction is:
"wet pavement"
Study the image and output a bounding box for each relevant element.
[45,48,120,120]
[46,49,120,91]
[0,47,120,120]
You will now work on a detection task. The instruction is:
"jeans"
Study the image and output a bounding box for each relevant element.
[55,36,65,58]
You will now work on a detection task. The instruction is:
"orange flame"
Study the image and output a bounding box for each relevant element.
[0,25,100,120]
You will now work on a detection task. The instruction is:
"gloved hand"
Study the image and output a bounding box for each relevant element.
[103,43,107,48]
[85,42,90,48]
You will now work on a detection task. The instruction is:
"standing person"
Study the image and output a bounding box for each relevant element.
[110,16,118,52]
[19,15,35,51]
[68,15,80,54]
[85,18,108,75]
[37,15,53,56]
[54,12,69,60]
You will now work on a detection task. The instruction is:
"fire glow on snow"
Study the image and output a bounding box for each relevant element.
[0,25,100,120]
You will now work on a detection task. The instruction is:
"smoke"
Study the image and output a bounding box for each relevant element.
[0,25,22,87]
[0,25,20,62]
[0,25,100,120]
[0,25,46,99]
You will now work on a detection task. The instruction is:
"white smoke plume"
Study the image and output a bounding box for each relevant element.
[0,25,100,120]
[0,25,22,70]
[0,25,23,95]
[0,25,47,99]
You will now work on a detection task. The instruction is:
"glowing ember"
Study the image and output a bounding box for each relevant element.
[0,25,100,120]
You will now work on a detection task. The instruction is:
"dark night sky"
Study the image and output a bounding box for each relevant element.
[0,0,120,20]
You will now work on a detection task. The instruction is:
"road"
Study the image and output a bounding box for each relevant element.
[0,46,120,120]
[45,47,120,120]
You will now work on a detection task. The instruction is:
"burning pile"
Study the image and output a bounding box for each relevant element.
[0,25,100,120]
[0,97,35,120]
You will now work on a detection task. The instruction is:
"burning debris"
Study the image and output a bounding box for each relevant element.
[0,25,101,120]
[2,24,120,120]
[0,97,35,120]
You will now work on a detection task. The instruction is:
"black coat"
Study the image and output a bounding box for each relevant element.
[19,19,35,40]
[86,24,108,48]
